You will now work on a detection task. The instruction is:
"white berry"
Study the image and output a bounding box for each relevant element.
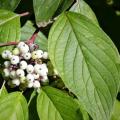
[23,52,31,60]
[20,61,27,70]
[26,74,34,82]
[27,81,33,88]
[16,69,25,77]
[19,44,29,53]
[4,61,10,68]
[42,52,48,59]
[41,64,48,73]
[34,64,48,76]
[11,55,20,65]
[3,68,10,77]
[10,70,16,79]
[26,64,34,73]
[12,79,20,86]
[33,73,40,79]
[33,81,41,88]
[2,50,12,59]
[17,42,26,48]
[37,50,43,58]
[41,75,48,82]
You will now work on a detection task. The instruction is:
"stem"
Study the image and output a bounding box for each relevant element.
[28,90,36,106]
[19,12,30,17]
[0,42,18,47]
[27,30,39,44]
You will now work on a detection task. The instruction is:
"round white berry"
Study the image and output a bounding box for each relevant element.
[26,65,34,73]
[2,50,12,59]
[42,52,48,59]
[12,48,20,55]
[4,61,10,68]
[19,44,29,53]
[23,52,31,60]
[34,64,41,73]
[11,55,20,65]
[27,81,33,88]
[41,75,48,82]
[41,64,48,73]
[33,73,40,79]
[3,68,10,77]
[20,61,27,70]
[17,42,26,48]
[34,64,47,76]
[16,69,25,77]
[26,74,34,82]
[12,79,20,86]
[10,70,16,79]
[33,81,41,88]
[37,50,43,58]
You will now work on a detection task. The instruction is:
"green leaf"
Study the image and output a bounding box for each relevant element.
[56,0,74,14]
[48,12,120,120]
[21,21,48,51]
[28,91,39,120]
[70,0,99,25]
[111,100,120,120]
[0,9,20,53]
[75,99,89,120]
[0,82,8,99]
[0,92,28,120]
[0,0,21,11]
[33,0,61,27]
[37,86,84,120]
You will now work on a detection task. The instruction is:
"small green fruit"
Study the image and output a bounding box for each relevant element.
[12,48,20,55]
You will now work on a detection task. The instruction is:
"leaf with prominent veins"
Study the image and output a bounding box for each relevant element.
[0,92,28,120]
[48,12,120,120]
[37,87,84,120]
[0,9,20,53]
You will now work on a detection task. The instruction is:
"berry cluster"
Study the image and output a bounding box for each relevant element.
[2,42,49,89]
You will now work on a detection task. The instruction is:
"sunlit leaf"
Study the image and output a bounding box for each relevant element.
[0,92,28,120]
[0,9,20,53]
[70,0,98,25]
[48,12,120,120]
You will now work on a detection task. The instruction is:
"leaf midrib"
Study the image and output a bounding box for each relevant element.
[42,89,64,120]
[65,13,109,120]
[0,14,19,26]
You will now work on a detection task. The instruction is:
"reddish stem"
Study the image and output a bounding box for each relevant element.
[0,42,18,47]
[19,12,30,17]
[27,31,39,44]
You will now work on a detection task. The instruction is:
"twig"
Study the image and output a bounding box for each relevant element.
[27,30,39,44]
[0,42,18,47]
[19,12,30,17]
